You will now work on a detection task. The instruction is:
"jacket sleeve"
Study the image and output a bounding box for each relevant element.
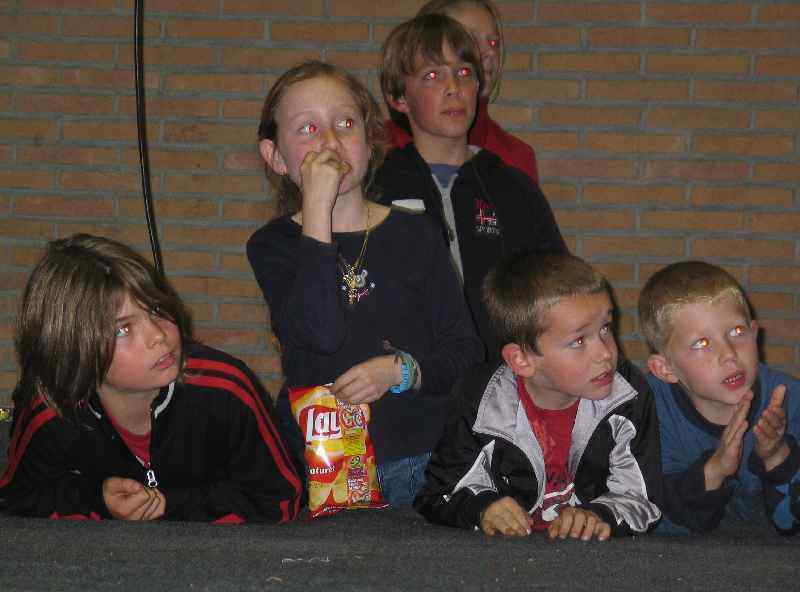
[160,363,302,524]
[0,404,107,520]
[413,373,506,529]
[750,368,800,535]
[247,226,347,355]
[583,361,663,536]
[410,221,484,399]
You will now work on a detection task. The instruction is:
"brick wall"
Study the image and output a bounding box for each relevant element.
[1,0,798,405]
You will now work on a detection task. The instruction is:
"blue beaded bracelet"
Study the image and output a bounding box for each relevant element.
[389,350,416,394]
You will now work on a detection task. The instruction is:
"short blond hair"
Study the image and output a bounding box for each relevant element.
[483,252,609,354]
[638,260,751,353]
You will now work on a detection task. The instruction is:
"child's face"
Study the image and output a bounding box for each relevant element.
[526,292,618,410]
[660,296,758,424]
[447,3,500,96]
[99,293,181,402]
[391,43,478,151]
[262,76,371,202]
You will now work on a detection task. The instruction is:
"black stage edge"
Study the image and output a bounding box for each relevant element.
[1,508,798,591]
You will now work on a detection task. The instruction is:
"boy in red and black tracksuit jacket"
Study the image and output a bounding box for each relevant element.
[0,343,302,524]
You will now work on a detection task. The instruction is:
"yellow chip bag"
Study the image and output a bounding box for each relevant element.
[289,385,387,518]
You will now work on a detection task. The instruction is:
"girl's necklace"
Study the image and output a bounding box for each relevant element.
[338,204,371,307]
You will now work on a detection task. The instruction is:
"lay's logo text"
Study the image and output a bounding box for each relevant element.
[304,406,342,442]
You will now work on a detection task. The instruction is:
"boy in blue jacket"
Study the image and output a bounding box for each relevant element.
[639,260,800,534]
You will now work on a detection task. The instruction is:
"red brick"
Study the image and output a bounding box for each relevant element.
[119,96,219,118]
[223,150,264,172]
[164,122,256,145]
[504,26,581,47]
[0,118,57,140]
[221,47,321,69]
[194,327,262,349]
[754,163,800,182]
[541,183,578,206]
[15,195,114,218]
[222,100,262,120]
[161,249,216,273]
[757,57,800,77]
[224,0,325,16]
[749,292,794,314]
[585,132,685,153]
[645,160,748,181]
[184,301,214,322]
[166,73,264,93]
[691,239,794,260]
[0,66,59,87]
[691,186,793,209]
[20,0,116,8]
[487,104,533,126]
[62,120,144,142]
[749,213,800,234]
[647,3,750,24]
[165,174,261,195]
[18,146,119,166]
[62,68,159,91]
[554,208,633,230]
[647,54,748,76]
[59,171,143,192]
[588,27,689,48]
[759,4,800,24]
[0,41,8,59]
[57,223,151,246]
[698,30,800,50]
[221,252,256,273]
[539,2,639,23]
[0,169,55,190]
[540,106,640,127]
[62,16,159,38]
[541,52,639,74]
[591,262,636,282]
[164,224,255,248]
[750,266,800,287]
[695,82,796,103]
[756,110,800,130]
[223,200,273,221]
[758,318,800,342]
[121,196,218,219]
[540,158,636,180]
[0,15,58,35]
[330,0,424,18]
[17,41,116,64]
[583,236,684,258]
[588,80,689,101]
[219,302,268,323]
[500,79,580,100]
[10,245,46,267]
[641,263,746,285]
[118,45,217,68]
[270,22,369,43]
[167,18,264,40]
[518,132,579,153]
[761,344,796,365]
[584,184,685,206]
[0,270,31,291]
[141,0,218,14]
[17,93,115,115]
[641,210,744,232]
[171,275,262,299]
[122,148,217,170]
[648,107,749,130]
[694,134,794,157]
[326,52,382,72]
[0,219,55,239]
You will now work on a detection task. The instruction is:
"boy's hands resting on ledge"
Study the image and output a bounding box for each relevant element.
[753,384,790,472]
[479,497,611,541]
[547,507,611,542]
[103,477,165,521]
[480,496,533,537]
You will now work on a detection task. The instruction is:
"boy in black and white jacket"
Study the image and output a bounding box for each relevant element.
[414,252,662,540]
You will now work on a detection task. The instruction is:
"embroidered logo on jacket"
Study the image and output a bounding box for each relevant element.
[474,198,499,237]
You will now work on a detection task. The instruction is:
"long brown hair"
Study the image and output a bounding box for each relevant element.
[13,234,193,416]
[257,60,388,215]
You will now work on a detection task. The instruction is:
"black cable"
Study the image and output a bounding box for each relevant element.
[134,0,164,276]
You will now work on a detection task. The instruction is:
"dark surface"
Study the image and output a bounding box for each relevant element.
[0,508,798,591]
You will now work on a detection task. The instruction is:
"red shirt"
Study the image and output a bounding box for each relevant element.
[106,412,151,467]
[517,376,578,529]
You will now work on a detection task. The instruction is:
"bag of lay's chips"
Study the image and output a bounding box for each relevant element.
[289,385,387,518]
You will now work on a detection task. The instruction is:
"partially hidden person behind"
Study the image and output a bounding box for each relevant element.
[376,13,566,361]
[0,234,302,523]
[247,60,483,507]
[387,0,539,183]
[639,260,800,535]
[414,252,662,540]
